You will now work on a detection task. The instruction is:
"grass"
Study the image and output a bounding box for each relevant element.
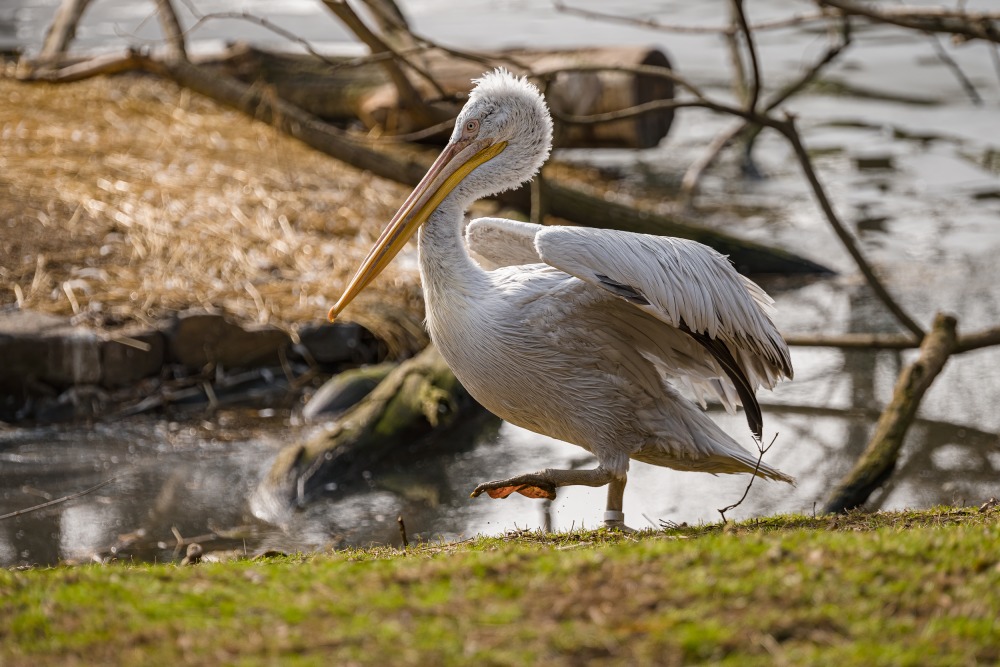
[2,507,999,666]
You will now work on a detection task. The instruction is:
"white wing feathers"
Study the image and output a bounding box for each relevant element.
[466,218,793,438]
[535,226,792,382]
[466,218,544,270]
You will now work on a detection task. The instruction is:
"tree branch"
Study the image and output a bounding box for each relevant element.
[321,0,447,121]
[785,324,1000,353]
[681,16,851,205]
[37,0,92,63]
[553,0,835,36]
[823,313,958,513]
[155,0,187,61]
[0,478,117,522]
[817,0,1000,44]
[774,114,926,339]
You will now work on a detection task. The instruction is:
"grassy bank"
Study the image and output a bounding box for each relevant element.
[2,507,998,666]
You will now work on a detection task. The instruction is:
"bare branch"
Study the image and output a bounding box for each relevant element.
[680,16,852,203]
[785,324,1000,353]
[0,478,117,522]
[180,8,351,69]
[17,48,146,82]
[817,0,1000,44]
[925,31,982,104]
[775,114,926,340]
[321,0,447,120]
[37,0,92,63]
[718,433,779,524]
[155,0,187,61]
[732,0,761,112]
[823,313,958,513]
[991,42,1000,86]
[553,0,834,36]
[774,114,924,339]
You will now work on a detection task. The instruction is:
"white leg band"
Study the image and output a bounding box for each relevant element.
[604,510,625,523]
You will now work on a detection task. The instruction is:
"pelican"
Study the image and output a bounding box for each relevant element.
[330,69,793,529]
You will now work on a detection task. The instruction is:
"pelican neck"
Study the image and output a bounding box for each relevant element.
[417,196,489,300]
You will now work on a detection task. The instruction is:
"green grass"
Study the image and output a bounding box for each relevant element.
[2,508,999,666]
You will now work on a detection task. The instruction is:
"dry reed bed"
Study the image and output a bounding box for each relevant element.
[0,74,427,354]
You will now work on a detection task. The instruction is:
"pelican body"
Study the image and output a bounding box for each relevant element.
[331,70,793,528]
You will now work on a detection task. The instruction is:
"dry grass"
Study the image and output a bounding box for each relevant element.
[0,73,428,353]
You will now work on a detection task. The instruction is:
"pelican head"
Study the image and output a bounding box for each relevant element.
[329,69,553,320]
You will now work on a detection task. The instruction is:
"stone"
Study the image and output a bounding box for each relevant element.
[302,361,397,422]
[0,308,101,392]
[295,321,381,365]
[100,329,166,388]
[166,309,291,369]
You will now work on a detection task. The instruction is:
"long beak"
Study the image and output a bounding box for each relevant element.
[328,137,507,321]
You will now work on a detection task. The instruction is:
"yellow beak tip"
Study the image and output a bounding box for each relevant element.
[327,306,339,323]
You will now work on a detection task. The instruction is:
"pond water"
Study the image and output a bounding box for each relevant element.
[2,1,1000,566]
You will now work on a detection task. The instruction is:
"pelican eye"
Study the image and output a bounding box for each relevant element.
[461,118,480,139]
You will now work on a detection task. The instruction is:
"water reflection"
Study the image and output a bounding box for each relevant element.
[2,349,997,568]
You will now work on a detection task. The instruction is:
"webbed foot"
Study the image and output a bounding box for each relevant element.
[470,474,557,501]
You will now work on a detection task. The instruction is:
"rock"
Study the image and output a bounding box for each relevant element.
[294,321,382,365]
[0,308,101,392]
[302,361,397,422]
[166,309,291,369]
[100,329,166,388]
[852,152,894,171]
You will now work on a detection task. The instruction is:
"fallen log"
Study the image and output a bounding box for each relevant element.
[122,54,828,275]
[533,180,831,275]
[196,42,674,148]
[823,313,958,514]
[252,345,484,523]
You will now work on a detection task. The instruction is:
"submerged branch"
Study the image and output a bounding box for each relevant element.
[0,477,118,522]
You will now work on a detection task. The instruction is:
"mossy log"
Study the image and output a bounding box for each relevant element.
[253,345,483,522]
[823,313,958,514]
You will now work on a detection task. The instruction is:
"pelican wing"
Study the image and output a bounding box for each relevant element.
[466,218,545,269]
[535,226,793,438]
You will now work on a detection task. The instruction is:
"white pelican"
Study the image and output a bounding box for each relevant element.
[330,69,793,528]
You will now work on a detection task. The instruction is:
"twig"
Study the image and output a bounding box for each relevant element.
[680,16,852,204]
[0,477,117,522]
[724,6,749,104]
[732,0,761,113]
[817,0,1000,44]
[775,114,926,339]
[552,0,834,36]
[180,9,347,69]
[397,515,409,548]
[991,43,1000,86]
[718,434,779,524]
[925,30,982,104]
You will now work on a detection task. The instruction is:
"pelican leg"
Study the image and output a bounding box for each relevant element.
[470,467,616,502]
[603,476,636,533]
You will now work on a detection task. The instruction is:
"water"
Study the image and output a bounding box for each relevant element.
[2,1,1000,566]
